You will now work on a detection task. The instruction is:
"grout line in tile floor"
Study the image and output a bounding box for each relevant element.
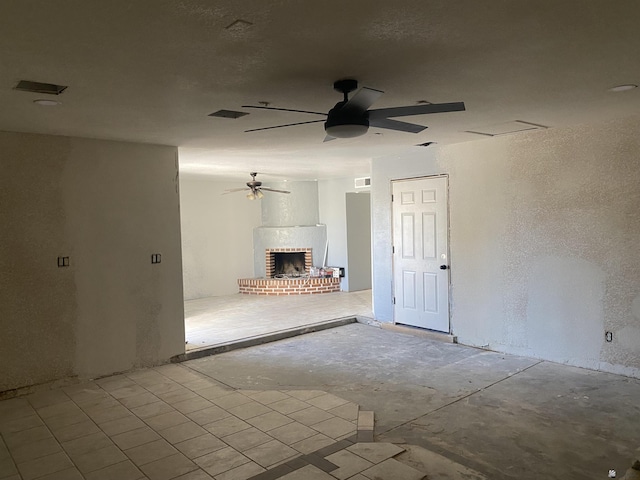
[0,363,427,480]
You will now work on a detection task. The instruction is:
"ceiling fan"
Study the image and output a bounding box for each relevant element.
[243,79,465,141]
[222,172,290,200]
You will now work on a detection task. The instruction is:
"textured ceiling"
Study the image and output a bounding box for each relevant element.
[1,1,639,181]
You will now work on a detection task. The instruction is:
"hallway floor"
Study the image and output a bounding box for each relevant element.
[184,290,373,352]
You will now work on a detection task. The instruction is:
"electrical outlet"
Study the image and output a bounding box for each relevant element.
[605,331,613,342]
[151,253,162,264]
[57,256,69,267]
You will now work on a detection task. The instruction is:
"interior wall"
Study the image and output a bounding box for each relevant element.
[0,131,185,391]
[346,192,372,292]
[179,177,261,300]
[372,115,640,378]
[318,177,370,291]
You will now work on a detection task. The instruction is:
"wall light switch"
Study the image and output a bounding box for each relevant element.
[57,256,70,267]
[151,253,162,264]
[605,331,613,342]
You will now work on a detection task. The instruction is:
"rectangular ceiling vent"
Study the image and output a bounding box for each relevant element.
[355,177,371,188]
[208,109,249,119]
[14,80,67,95]
[465,120,548,137]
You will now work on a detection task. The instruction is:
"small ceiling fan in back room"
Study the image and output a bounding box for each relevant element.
[222,172,290,200]
[243,79,466,141]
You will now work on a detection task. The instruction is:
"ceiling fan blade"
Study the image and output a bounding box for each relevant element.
[369,102,466,119]
[323,135,336,143]
[260,187,291,194]
[343,87,384,112]
[242,105,327,116]
[369,117,427,134]
[222,188,249,194]
[245,119,326,133]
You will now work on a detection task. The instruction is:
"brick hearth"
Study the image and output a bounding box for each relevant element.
[238,277,340,295]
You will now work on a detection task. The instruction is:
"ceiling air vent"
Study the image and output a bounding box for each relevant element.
[14,80,67,95]
[208,109,249,119]
[355,177,371,189]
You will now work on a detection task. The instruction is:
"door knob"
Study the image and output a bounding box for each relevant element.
[440,265,449,270]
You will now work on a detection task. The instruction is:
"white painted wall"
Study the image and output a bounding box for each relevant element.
[346,192,372,292]
[319,178,351,290]
[372,115,640,378]
[318,178,371,291]
[179,177,261,300]
[0,131,185,391]
[261,181,319,226]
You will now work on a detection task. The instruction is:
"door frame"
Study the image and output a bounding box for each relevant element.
[391,174,452,333]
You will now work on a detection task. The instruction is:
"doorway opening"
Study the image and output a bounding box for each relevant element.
[179,178,374,353]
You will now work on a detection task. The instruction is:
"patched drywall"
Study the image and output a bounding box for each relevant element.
[180,177,261,299]
[372,115,640,377]
[0,131,185,391]
[525,256,604,364]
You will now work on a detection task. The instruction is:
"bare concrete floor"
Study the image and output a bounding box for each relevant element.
[185,323,640,480]
[184,290,373,351]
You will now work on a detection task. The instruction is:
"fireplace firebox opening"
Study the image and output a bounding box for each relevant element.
[274,253,305,276]
[266,248,313,278]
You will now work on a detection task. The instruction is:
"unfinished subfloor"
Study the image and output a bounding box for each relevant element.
[185,323,640,479]
[1,323,639,479]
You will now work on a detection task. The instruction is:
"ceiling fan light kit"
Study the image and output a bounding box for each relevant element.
[325,122,369,138]
[243,79,465,140]
[224,172,290,200]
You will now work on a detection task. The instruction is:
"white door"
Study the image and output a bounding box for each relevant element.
[392,176,450,332]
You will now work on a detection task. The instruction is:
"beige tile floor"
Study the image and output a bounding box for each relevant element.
[184,290,373,352]
[0,363,431,480]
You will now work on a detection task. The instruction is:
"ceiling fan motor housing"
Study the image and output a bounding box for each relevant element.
[324,101,369,138]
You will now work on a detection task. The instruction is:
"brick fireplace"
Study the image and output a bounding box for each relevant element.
[238,180,341,295]
[239,247,340,295]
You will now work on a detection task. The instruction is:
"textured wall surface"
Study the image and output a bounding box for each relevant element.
[0,133,77,390]
[261,181,319,227]
[180,177,261,299]
[372,115,640,377]
[0,131,185,391]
